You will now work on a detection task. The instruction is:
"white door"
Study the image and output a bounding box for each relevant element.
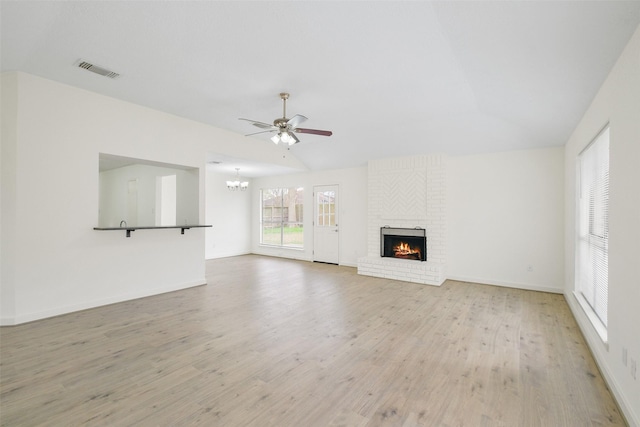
[314,185,339,264]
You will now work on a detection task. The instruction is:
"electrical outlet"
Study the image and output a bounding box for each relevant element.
[622,347,628,366]
[631,358,637,380]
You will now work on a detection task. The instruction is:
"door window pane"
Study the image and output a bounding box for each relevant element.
[316,190,335,227]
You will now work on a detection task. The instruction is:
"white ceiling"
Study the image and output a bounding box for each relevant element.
[2,1,640,173]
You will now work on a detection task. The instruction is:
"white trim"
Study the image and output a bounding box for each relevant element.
[1,280,206,326]
[564,293,637,426]
[447,275,564,294]
[340,261,358,268]
[257,244,305,251]
[206,250,251,260]
[578,122,611,156]
[251,248,312,262]
[572,291,608,343]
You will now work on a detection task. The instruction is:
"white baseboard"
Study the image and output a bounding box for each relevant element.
[340,261,358,268]
[206,250,251,260]
[565,293,638,427]
[446,275,564,294]
[0,316,16,325]
[252,248,312,262]
[254,251,360,267]
[1,280,206,326]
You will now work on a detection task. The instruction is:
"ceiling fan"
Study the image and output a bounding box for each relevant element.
[239,92,332,145]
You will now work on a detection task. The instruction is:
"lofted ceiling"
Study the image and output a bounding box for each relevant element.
[2,1,640,173]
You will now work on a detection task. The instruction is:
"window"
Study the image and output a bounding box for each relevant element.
[261,188,304,248]
[316,190,336,226]
[576,125,609,339]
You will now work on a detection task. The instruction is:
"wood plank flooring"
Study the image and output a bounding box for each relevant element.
[0,255,624,426]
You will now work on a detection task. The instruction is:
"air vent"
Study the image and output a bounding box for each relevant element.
[77,61,120,79]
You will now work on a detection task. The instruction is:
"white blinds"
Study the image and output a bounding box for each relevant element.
[577,126,610,328]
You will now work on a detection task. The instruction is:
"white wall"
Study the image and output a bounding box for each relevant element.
[564,26,640,426]
[0,72,18,321]
[205,169,252,259]
[258,149,565,291]
[448,147,565,293]
[0,71,306,325]
[251,167,368,267]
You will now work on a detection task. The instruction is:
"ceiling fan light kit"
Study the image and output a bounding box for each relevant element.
[240,93,332,146]
[271,131,297,145]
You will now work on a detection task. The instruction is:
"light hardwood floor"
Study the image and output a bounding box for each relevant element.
[0,255,624,426]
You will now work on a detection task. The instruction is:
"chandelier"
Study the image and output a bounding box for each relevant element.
[226,168,249,191]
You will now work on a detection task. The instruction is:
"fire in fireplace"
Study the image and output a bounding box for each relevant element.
[380,227,427,262]
[393,241,422,260]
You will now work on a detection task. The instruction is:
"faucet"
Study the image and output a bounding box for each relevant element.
[120,220,127,227]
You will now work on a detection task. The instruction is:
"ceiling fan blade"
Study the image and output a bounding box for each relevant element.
[294,128,333,137]
[288,132,300,144]
[239,118,276,130]
[287,114,308,128]
[245,129,277,137]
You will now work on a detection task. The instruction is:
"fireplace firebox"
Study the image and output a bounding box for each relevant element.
[380,227,427,262]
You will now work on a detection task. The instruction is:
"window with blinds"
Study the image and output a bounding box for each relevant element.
[576,125,609,336]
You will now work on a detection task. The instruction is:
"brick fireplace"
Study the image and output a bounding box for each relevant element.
[357,155,447,286]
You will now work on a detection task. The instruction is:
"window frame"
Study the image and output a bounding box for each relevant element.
[260,187,304,249]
